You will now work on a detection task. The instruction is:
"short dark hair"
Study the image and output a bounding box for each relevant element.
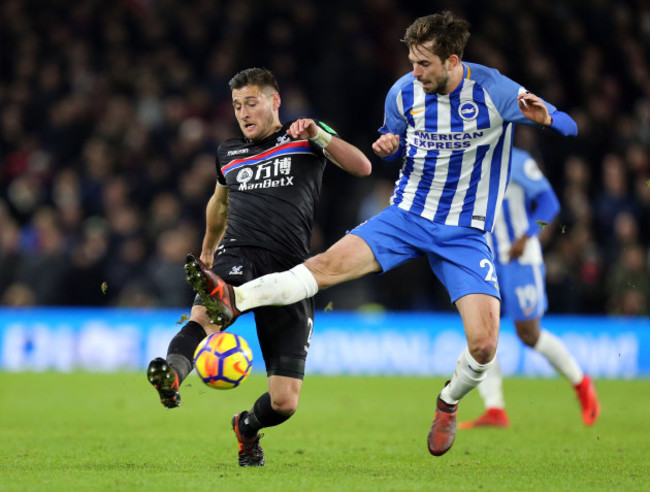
[402,11,471,61]
[228,68,280,94]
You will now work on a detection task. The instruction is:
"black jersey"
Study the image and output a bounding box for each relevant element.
[215,121,335,261]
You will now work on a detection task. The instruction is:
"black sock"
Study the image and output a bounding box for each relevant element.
[166,321,206,384]
[239,392,291,438]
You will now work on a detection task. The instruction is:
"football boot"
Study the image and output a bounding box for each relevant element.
[184,254,241,328]
[232,411,265,467]
[147,357,180,408]
[459,408,510,429]
[427,388,458,456]
[574,375,601,426]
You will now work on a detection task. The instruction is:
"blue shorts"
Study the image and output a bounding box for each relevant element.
[350,206,500,303]
[496,261,547,321]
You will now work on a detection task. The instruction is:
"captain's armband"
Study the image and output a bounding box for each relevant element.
[308,126,333,149]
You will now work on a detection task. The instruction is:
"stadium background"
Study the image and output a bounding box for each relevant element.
[1,0,649,375]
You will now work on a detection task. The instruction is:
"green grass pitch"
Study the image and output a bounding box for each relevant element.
[1,372,648,491]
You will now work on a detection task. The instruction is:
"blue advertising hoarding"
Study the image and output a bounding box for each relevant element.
[0,308,648,378]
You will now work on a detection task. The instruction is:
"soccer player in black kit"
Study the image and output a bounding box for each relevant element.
[147,68,372,467]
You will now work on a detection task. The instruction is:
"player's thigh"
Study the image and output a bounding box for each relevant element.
[307,206,433,288]
[254,297,314,380]
[305,233,380,288]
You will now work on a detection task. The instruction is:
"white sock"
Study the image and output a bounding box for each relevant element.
[534,329,583,385]
[477,359,506,409]
[235,264,319,312]
[441,347,495,405]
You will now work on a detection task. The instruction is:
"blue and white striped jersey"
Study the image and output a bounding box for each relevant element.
[490,148,560,265]
[379,62,564,232]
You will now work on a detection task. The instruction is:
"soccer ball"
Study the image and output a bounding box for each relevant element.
[193,332,253,389]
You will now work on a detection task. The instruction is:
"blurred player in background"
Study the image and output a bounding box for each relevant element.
[461,148,600,429]
[147,67,371,467]
[186,11,578,457]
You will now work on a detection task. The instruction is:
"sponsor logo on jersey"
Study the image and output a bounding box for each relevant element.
[229,265,244,276]
[236,168,254,184]
[237,157,295,190]
[238,176,294,190]
[411,130,484,150]
[458,100,479,121]
[227,148,249,156]
[276,134,291,145]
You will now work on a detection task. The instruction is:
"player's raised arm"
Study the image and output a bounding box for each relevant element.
[288,118,372,177]
[200,182,228,268]
[517,92,578,136]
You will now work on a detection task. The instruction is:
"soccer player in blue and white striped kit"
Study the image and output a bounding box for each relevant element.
[460,148,600,429]
[186,11,579,457]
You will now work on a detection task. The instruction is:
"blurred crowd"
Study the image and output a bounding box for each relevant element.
[1,0,649,315]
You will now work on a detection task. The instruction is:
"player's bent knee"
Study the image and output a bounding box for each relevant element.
[515,320,541,347]
[270,396,299,416]
[517,331,538,347]
[468,338,498,364]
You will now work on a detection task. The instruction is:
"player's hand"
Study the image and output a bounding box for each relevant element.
[372,133,400,157]
[287,119,318,140]
[517,92,552,126]
[200,251,215,269]
[508,235,529,260]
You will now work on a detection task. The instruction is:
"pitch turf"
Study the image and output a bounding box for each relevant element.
[1,373,648,491]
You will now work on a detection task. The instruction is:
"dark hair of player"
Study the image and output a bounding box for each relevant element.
[401,11,471,61]
[228,68,280,94]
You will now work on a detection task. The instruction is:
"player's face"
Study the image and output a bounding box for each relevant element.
[408,42,450,95]
[232,85,280,141]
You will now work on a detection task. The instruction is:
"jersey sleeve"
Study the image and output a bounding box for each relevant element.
[527,187,560,237]
[477,66,577,136]
[377,82,407,161]
[215,153,226,186]
[548,110,578,136]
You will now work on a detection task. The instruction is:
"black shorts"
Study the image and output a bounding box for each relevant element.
[193,247,314,380]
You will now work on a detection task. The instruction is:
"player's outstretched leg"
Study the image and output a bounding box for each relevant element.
[147,357,181,408]
[574,375,601,426]
[427,384,458,456]
[232,411,265,467]
[184,254,241,328]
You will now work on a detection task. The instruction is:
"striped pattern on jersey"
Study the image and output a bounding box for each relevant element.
[222,141,317,176]
[390,70,512,231]
[491,181,543,266]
